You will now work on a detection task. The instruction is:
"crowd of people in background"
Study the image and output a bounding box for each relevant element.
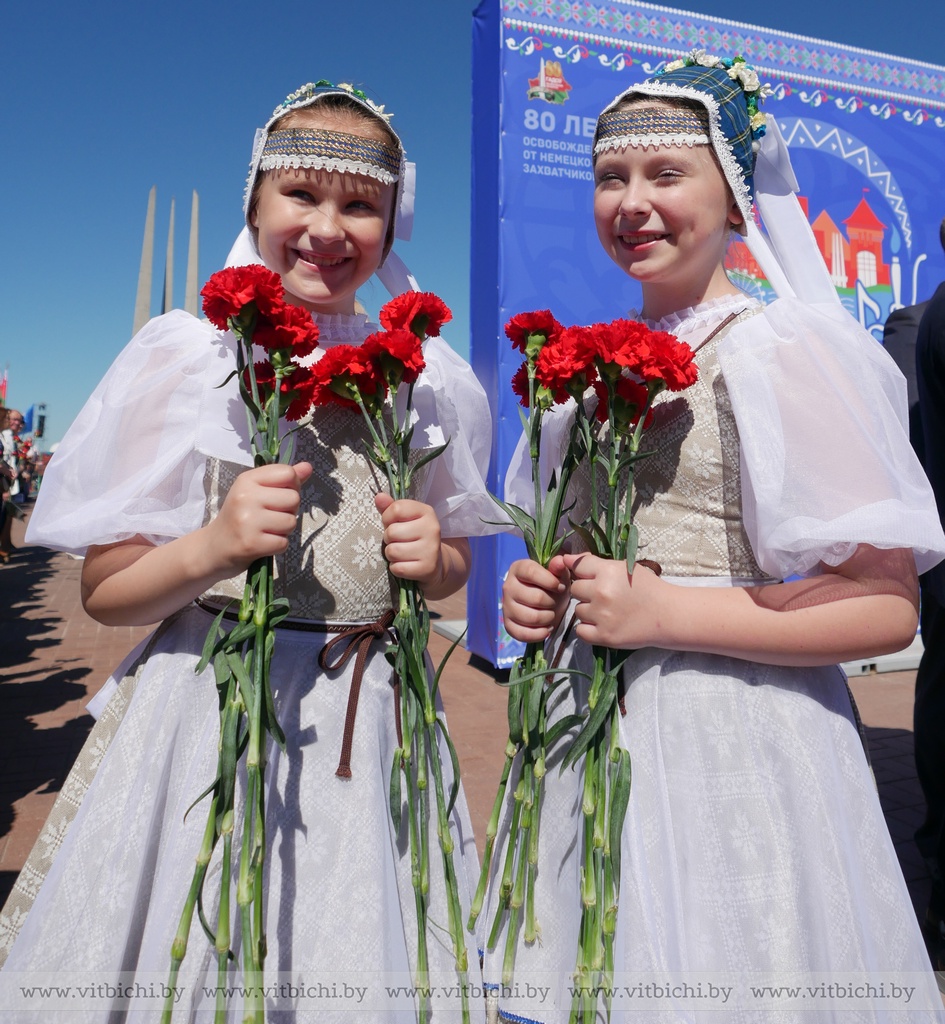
[0,406,45,563]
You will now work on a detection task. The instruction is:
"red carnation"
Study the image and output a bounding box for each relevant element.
[309,345,384,412]
[243,359,276,400]
[536,328,598,403]
[638,330,698,391]
[379,292,453,338]
[252,303,320,358]
[240,360,316,421]
[281,364,319,421]
[504,310,564,355]
[201,265,286,330]
[511,362,531,407]
[594,377,653,430]
[364,329,426,387]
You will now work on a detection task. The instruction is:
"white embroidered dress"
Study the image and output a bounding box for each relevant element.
[481,295,945,1024]
[1,308,493,1023]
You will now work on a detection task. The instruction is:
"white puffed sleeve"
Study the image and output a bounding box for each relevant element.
[26,310,251,555]
[409,336,503,538]
[718,298,945,577]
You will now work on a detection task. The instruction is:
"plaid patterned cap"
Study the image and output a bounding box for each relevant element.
[596,53,768,221]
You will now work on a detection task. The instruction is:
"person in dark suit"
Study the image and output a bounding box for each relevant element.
[884,300,927,465]
[890,217,945,970]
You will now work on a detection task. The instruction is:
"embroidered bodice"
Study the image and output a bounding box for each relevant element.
[572,301,774,579]
[201,310,429,623]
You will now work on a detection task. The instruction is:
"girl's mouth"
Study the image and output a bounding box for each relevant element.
[296,250,348,268]
[619,232,669,247]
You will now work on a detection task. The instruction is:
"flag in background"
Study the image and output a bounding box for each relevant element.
[0,367,7,404]
[22,406,34,433]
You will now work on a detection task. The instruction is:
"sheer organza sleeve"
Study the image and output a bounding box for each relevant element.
[718,298,945,577]
[26,311,251,555]
[409,336,503,538]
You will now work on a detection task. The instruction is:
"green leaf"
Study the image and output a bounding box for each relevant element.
[608,748,632,881]
[544,713,585,748]
[196,606,231,674]
[561,680,617,771]
[568,522,601,558]
[624,523,639,574]
[183,774,221,823]
[225,651,255,714]
[489,664,589,688]
[507,682,524,745]
[490,497,537,541]
[437,717,463,819]
[389,750,403,833]
[411,442,450,474]
[430,622,467,700]
[263,676,286,751]
[525,678,543,741]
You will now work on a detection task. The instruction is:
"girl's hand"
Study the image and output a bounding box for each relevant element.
[563,552,663,649]
[502,556,571,643]
[207,462,313,578]
[374,493,471,599]
[564,545,918,665]
[82,461,314,626]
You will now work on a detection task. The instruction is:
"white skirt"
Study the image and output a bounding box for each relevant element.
[480,632,944,1024]
[2,603,483,1023]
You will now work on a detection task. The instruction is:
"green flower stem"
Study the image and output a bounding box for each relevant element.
[487,792,521,951]
[403,703,431,1023]
[424,719,471,1024]
[467,747,514,928]
[352,372,470,1024]
[214,817,233,1024]
[162,793,220,1024]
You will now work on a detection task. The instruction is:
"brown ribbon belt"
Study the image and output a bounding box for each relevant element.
[194,599,396,779]
[317,610,396,778]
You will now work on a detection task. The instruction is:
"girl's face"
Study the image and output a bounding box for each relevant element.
[251,117,395,315]
[593,129,743,318]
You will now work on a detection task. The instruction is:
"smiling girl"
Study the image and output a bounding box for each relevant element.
[483,54,945,1023]
[2,82,492,1022]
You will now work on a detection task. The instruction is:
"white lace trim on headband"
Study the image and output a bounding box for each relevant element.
[258,153,399,185]
[595,132,710,153]
[602,80,753,220]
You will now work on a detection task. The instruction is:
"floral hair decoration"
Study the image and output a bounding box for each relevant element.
[594,50,773,221]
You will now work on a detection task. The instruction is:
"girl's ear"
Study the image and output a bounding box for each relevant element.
[727,198,744,230]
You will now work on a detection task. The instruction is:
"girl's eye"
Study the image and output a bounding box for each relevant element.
[289,189,316,202]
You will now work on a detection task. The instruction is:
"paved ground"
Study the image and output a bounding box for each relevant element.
[0,504,939,972]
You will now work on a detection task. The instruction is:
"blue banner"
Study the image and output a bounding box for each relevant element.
[468,0,945,666]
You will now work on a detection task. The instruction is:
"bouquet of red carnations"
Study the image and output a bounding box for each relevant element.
[473,312,698,1024]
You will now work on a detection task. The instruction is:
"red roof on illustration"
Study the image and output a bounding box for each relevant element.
[844,196,886,232]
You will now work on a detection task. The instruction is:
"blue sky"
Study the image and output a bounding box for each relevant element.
[4,0,944,446]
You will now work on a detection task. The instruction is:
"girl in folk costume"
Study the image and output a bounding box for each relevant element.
[1,81,493,1022]
[482,53,945,1023]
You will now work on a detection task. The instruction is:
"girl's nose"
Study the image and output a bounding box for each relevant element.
[617,180,651,218]
[306,205,346,242]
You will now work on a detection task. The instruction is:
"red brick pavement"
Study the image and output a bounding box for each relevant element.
[0,505,938,964]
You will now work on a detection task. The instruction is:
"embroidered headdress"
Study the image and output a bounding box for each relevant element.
[595,51,771,221]
[594,51,838,305]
